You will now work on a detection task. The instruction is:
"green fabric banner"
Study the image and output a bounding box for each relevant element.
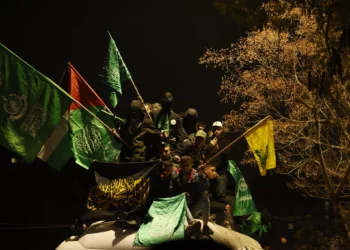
[228,160,257,216]
[37,63,122,171]
[37,111,73,171]
[68,63,121,169]
[134,193,186,246]
[238,212,270,240]
[70,107,122,169]
[99,31,132,108]
[0,43,72,163]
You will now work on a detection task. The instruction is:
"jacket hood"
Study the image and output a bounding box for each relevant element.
[184,108,198,118]
[130,100,144,112]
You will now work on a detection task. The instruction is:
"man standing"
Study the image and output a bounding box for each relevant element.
[151,92,188,162]
[184,130,207,170]
[118,100,161,162]
[205,121,231,202]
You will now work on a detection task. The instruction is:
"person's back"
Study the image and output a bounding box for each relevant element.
[119,100,161,162]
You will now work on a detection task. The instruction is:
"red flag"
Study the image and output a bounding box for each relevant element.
[67,62,105,111]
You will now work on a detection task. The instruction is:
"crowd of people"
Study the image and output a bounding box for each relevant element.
[111,91,235,237]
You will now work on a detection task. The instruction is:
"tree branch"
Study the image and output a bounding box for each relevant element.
[316,110,335,196]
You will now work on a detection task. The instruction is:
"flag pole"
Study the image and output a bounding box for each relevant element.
[205,116,272,165]
[70,98,129,147]
[58,67,67,87]
[68,62,121,118]
[105,31,153,123]
[129,78,154,123]
[55,79,129,148]
[67,63,129,147]
[0,43,128,148]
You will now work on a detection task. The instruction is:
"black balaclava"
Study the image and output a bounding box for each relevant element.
[183,108,198,135]
[161,92,173,113]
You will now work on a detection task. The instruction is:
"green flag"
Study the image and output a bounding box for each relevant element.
[0,43,72,163]
[99,31,132,108]
[37,110,73,171]
[67,63,122,169]
[38,63,122,171]
[70,109,122,169]
[238,212,271,240]
[228,160,257,216]
[134,193,187,246]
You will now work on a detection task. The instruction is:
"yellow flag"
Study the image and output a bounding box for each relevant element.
[244,116,276,176]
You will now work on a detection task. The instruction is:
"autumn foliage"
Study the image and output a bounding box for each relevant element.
[200,0,350,201]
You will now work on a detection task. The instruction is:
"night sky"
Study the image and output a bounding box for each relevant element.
[1,0,244,126]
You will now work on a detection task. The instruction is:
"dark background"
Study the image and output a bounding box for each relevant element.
[1,0,244,126]
[1,1,326,249]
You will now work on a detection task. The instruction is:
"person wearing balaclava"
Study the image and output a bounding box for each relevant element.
[118,99,161,162]
[183,108,198,136]
[151,92,188,162]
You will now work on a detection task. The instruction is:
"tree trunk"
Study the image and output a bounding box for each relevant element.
[330,195,350,243]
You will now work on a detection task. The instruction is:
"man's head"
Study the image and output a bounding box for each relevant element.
[152,102,162,112]
[184,108,198,121]
[207,130,213,139]
[129,100,144,126]
[161,92,173,111]
[159,143,172,161]
[196,121,206,131]
[160,161,173,180]
[212,121,223,138]
[203,164,217,180]
[194,130,207,147]
[144,103,153,114]
[180,156,193,174]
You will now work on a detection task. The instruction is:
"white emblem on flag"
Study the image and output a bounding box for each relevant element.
[2,94,28,121]
[238,178,248,192]
[111,68,120,82]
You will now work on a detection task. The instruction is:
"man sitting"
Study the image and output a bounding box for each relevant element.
[172,156,218,235]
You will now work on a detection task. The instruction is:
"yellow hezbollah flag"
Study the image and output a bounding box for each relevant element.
[244,116,276,176]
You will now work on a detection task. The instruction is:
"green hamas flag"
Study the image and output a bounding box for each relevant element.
[238,212,271,240]
[228,160,257,216]
[99,31,132,108]
[37,63,122,171]
[70,110,122,169]
[37,110,72,171]
[67,63,122,169]
[134,193,186,246]
[0,43,72,163]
